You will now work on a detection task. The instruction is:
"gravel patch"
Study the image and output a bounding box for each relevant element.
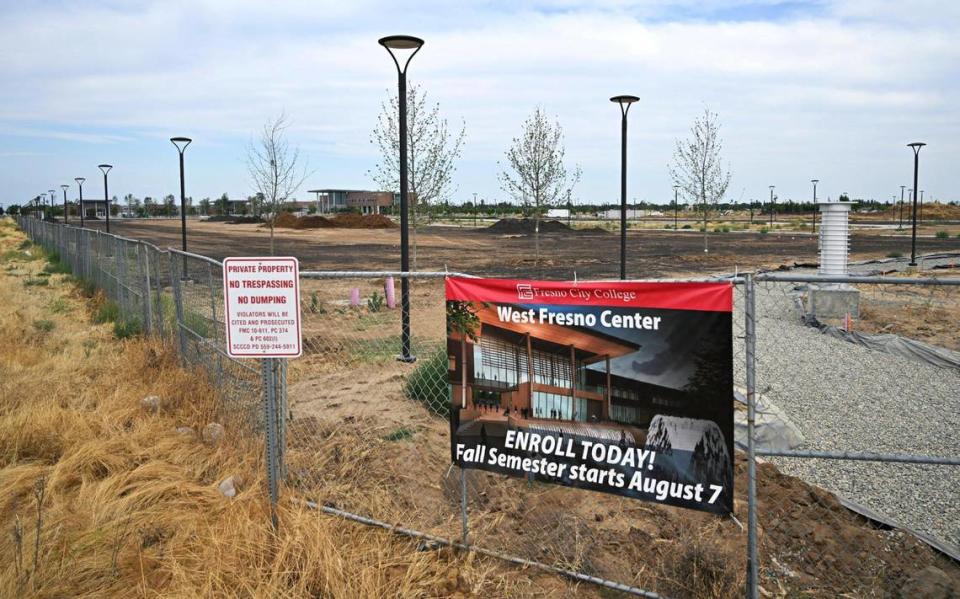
[732,280,960,552]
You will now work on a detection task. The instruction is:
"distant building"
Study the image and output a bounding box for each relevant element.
[546,208,569,219]
[307,188,398,215]
[79,199,110,218]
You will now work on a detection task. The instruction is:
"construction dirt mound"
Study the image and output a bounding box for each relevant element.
[876,202,960,221]
[272,212,399,230]
[485,218,608,235]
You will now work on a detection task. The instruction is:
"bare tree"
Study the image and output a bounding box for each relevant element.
[670,107,731,253]
[247,113,310,254]
[370,83,465,268]
[498,106,581,271]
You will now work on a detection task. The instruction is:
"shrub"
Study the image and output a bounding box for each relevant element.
[308,291,325,314]
[935,230,949,239]
[367,291,385,313]
[78,279,97,298]
[886,251,903,258]
[759,227,769,235]
[682,224,692,230]
[32,319,55,332]
[94,301,121,324]
[113,318,143,340]
[43,253,71,274]
[403,348,449,418]
[48,298,71,314]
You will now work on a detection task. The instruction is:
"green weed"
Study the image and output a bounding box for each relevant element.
[94,301,121,324]
[403,348,449,418]
[32,319,55,333]
[48,298,71,314]
[382,427,415,442]
[113,318,143,340]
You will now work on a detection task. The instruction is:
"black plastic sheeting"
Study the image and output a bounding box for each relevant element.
[802,313,960,370]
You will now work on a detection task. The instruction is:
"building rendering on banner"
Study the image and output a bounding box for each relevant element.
[307,188,403,215]
[448,302,691,439]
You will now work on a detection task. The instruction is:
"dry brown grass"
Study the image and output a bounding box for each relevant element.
[0,219,569,598]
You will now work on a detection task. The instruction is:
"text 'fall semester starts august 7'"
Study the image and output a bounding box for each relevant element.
[455,430,725,506]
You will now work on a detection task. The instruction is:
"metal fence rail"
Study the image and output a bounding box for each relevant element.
[14,215,960,598]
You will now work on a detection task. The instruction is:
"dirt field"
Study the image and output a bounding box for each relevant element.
[82,219,960,279]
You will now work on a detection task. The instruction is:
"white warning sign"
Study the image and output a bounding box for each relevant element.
[223,257,302,358]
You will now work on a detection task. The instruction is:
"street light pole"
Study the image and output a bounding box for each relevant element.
[899,185,905,230]
[920,190,924,223]
[379,34,424,363]
[810,179,818,233]
[61,184,69,223]
[769,186,775,226]
[98,164,113,233]
[610,95,639,280]
[673,185,679,230]
[75,177,86,228]
[907,142,925,266]
[170,137,193,277]
[48,189,55,220]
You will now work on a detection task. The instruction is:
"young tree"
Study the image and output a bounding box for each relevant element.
[498,107,581,271]
[669,107,731,253]
[215,193,230,216]
[163,194,176,217]
[370,83,465,268]
[247,113,309,254]
[199,197,211,216]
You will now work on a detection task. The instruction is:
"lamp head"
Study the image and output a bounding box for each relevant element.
[811,179,819,184]
[378,35,424,74]
[170,136,192,152]
[75,177,85,185]
[98,164,112,175]
[907,142,926,155]
[61,184,69,190]
[610,95,639,116]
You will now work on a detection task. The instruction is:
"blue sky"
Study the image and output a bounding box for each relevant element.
[1,0,958,209]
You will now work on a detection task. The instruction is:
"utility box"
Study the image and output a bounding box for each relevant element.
[809,200,860,319]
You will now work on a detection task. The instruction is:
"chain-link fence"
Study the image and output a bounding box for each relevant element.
[745,271,960,598]
[14,215,960,598]
[14,216,263,432]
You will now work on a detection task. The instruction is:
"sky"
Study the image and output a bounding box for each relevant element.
[1,0,958,209]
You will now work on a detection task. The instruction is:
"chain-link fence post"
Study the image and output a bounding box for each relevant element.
[262,357,282,528]
[139,243,153,336]
[278,358,287,479]
[745,272,759,599]
[117,237,128,314]
[206,262,224,389]
[171,253,188,362]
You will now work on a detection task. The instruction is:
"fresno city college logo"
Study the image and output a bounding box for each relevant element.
[516,283,534,300]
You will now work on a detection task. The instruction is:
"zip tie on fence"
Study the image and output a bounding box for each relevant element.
[755,449,960,465]
[298,499,667,599]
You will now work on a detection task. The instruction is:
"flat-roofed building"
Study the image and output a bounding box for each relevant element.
[307,188,400,215]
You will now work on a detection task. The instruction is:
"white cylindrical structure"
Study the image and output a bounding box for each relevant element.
[818,201,850,276]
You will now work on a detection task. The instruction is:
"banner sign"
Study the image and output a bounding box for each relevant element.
[445,278,734,514]
[223,257,302,358]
